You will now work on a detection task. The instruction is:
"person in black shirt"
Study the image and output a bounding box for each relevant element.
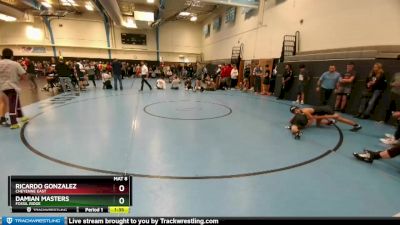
[127,64,134,77]
[355,63,386,119]
[74,61,85,90]
[278,64,294,100]
[262,65,271,95]
[242,64,251,91]
[112,59,123,91]
[121,64,126,80]
[295,64,310,104]
[25,58,37,89]
[94,63,101,80]
[269,65,277,95]
[56,58,78,96]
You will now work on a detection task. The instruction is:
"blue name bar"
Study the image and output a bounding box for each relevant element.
[2,217,64,225]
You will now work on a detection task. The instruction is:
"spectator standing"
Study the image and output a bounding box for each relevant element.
[25,58,37,89]
[112,59,123,91]
[254,65,262,93]
[335,62,356,112]
[355,63,386,119]
[262,65,271,95]
[88,64,96,88]
[230,64,239,89]
[278,64,294,100]
[269,65,277,95]
[220,64,229,90]
[225,64,233,89]
[316,65,340,105]
[139,61,152,91]
[295,64,310,104]
[242,64,251,91]
[0,48,28,129]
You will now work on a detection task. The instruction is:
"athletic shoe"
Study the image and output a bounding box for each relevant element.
[350,124,362,132]
[20,117,29,123]
[294,131,302,140]
[10,124,20,129]
[1,122,10,127]
[285,125,291,129]
[380,138,399,145]
[300,101,304,105]
[380,136,394,142]
[353,150,374,163]
[385,133,395,139]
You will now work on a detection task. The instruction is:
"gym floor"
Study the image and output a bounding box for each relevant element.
[1,78,400,217]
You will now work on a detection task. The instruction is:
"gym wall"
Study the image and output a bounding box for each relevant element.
[202,0,400,61]
[0,14,202,62]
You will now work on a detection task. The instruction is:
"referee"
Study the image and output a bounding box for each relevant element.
[139,61,152,91]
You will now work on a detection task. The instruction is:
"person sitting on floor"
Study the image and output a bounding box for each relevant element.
[166,69,173,82]
[205,74,216,91]
[102,70,112,89]
[185,78,193,91]
[156,77,166,90]
[353,145,400,164]
[171,75,180,90]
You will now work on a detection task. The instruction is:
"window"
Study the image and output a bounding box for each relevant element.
[225,7,236,23]
[203,24,211,38]
[213,17,221,31]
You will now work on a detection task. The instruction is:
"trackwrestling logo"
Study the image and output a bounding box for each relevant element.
[2,217,64,225]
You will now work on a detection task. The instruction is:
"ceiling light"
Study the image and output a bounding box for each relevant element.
[179,11,191,16]
[61,0,78,6]
[147,0,155,3]
[123,17,137,29]
[85,2,94,11]
[85,5,93,11]
[190,15,197,21]
[41,1,52,8]
[134,11,154,22]
[0,13,17,22]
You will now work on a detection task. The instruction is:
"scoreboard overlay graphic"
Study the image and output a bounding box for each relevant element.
[8,176,132,213]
